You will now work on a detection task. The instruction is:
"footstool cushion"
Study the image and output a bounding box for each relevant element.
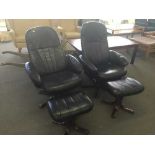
[107,77,144,96]
[47,92,94,122]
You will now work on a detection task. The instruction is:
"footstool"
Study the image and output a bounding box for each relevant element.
[47,92,94,134]
[106,77,144,118]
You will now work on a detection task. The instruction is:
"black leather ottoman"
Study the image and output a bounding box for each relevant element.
[47,92,94,134]
[106,77,144,118]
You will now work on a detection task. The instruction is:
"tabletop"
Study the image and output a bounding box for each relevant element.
[68,36,138,51]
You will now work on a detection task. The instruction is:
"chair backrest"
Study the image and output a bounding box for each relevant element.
[25,26,66,75]
[81,21,109,66]
[148,19,155,27]
[81,19,99,25]
[135,19,148,27]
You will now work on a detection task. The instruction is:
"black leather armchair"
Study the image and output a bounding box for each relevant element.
[146,19,155,31]
[79,22,128,82]
[79,22,144,118]
[135,19,148,27]
[25,54,82,93]
[25,26,94,134]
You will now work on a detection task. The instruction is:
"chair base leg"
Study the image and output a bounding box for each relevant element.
[110,97,135,118]
[39,102,47,109]
[39,96,55,108]
[53,120,90,135]
[111,105,119,118]
[72,124,90,135]
[64,120,90,135]
[2,50,29,58]
[94,87,100,98]
[120,105,135,113]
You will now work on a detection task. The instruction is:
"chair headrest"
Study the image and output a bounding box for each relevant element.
[25,26,60,49]
[81,21,107,42]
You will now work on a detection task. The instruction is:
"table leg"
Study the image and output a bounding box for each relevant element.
[145,46,151,58]
[130,45,138,64]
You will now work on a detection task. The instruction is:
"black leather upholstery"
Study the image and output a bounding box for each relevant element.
[25,26,94,133]
[81,22,109,66]
[66,54,83,74]
[25,26,83,93]
[107,77,144,96]
[25,62,42,88]
[146,19,155,31]
[109,50,129,67]
[47,92,93,122]
[42,71,81,92]
[79,22,144,119]
[98,65,127,81]
[80,22,128,81]
[26,27,66,75]
[135,19,148,27]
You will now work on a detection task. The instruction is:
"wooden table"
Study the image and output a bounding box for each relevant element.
[131,36,155,57]
[68,36,138,64]
[144,31,155,39]
[106,24,143,36]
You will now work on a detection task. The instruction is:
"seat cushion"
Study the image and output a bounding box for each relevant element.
[42,70,81,93]
[98,66,127,81]
[107,77,144,96]
[47,92,94,122]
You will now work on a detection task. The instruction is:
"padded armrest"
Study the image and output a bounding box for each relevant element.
[79,55,98,74]
[25,62,42,87]
[66,54,83,74]
[109,50,129,67]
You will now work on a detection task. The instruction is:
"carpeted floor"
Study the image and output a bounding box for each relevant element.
[0,41,155,135]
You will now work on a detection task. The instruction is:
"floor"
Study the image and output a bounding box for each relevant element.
[0,41,155,135]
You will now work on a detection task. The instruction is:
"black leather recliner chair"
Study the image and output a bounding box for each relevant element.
[79,22,144,118]
[25,26,94,134]
[80,22,128,84]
